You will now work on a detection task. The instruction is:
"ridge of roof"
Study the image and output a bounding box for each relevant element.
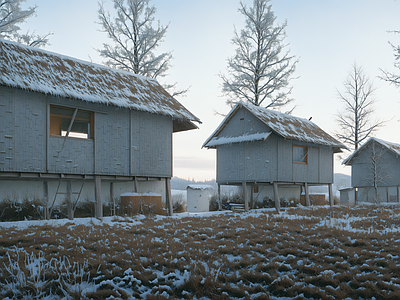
[0,39,200,126]
[203,102,346,151]
[342,137,400,165]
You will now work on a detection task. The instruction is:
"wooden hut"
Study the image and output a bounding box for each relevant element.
[202,102,346,211]
[0,39,200,219]
[343,137,400,203]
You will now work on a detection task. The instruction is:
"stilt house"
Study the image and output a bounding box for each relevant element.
[342,137,400,203]
[202,102,346,210]
[0,39,200,219]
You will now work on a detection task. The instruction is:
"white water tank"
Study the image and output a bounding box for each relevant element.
[186,185,213,212]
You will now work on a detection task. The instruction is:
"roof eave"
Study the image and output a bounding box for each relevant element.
[173,119,199,133]
[202,103,242,148]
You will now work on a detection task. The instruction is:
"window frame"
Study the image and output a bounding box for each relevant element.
[293,145,308,164]
[50,105,94,140]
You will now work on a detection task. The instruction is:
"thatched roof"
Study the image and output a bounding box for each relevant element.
[0,39,200,132]
[203,102,346,152]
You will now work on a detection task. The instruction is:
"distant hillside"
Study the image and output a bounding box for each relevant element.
[334,173,351,189]
[309,173,351,195]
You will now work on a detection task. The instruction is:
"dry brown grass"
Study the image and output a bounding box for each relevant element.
[1,205,400,299]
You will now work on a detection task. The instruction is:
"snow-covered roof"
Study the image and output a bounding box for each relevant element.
[342,137,400,165]
[203,102,346,152]
[0,39,200,132]
[187,185,214,190]
[205,132,272,147]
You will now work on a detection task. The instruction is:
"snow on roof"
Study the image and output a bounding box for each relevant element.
[342,137,400,165]
[203,102,346,151]
[0,39,200,132]
[206,132,272,147]
[187,185,214,190]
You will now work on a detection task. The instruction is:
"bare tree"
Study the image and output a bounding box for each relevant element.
[220,0,298,109]
[335,63,384,151]
[380,30,400,88]
[97,0,186,96]
[363,140,389,206]
[0,0,51,48]
[13,30,52,47]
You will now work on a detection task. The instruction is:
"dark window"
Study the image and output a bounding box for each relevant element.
[50,105,93,139]
[293,145,308,164]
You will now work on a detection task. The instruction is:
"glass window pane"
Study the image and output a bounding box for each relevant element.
[76,110,91,120]
[50,106,74,117]
[50,105,93,140]
[294,146,307,163]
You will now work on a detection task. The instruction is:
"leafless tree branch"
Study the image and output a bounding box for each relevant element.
[220,0,298,110]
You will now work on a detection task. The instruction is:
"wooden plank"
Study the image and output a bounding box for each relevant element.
[398,186,400,203]
[304,183,310,207]
[67,180,73,220]
[218,184,221,211]
[165,178,173,216]
[250,185,254,209]
[43,181,48,220]
[273,182,280,213]
[243,181,249,212]
[110,182,115,216]
[46,102,50,172]
[95,175,103,220]
[328,183,333,207]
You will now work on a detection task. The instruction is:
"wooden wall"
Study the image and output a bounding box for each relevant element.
[0,85,173,177]
[351,144,400,188]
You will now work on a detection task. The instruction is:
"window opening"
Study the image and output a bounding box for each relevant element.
[50,105,93,139]
[293,145,308,164]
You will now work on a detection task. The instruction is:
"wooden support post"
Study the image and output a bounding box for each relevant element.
[110,182,115,216]
[250,186,254,210]
[328,183,334,207]
[304,183,310,207]
[355,188,358,204]
[67,180,74,220]
[273,182,280,213]
[134,177,138,193]
[95,175,103,220]
[218,184,222,211]
[43,181,49,220]
[397,186,400,203]
[165,178,173,216]
[243,181,249,212]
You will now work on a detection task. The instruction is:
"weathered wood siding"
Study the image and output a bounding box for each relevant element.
[351,146,400,187]
[131,110,172,177]
[216,137,334,184]
[218,107,270,138]
[0,85,173,177]
[0,87,47,172]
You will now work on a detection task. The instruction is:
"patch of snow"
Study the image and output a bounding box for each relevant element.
[205,132,271,147]
[187,185,214,190]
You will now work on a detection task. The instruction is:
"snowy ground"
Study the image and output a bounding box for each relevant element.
[1,204,400,299]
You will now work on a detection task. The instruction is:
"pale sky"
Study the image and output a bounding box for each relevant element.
[20,0,400,181]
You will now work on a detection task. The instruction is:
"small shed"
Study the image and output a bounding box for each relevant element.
[202,102,347,211]
[343,137,400,203]
[186,185,213,213]
[339,188,356,205]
